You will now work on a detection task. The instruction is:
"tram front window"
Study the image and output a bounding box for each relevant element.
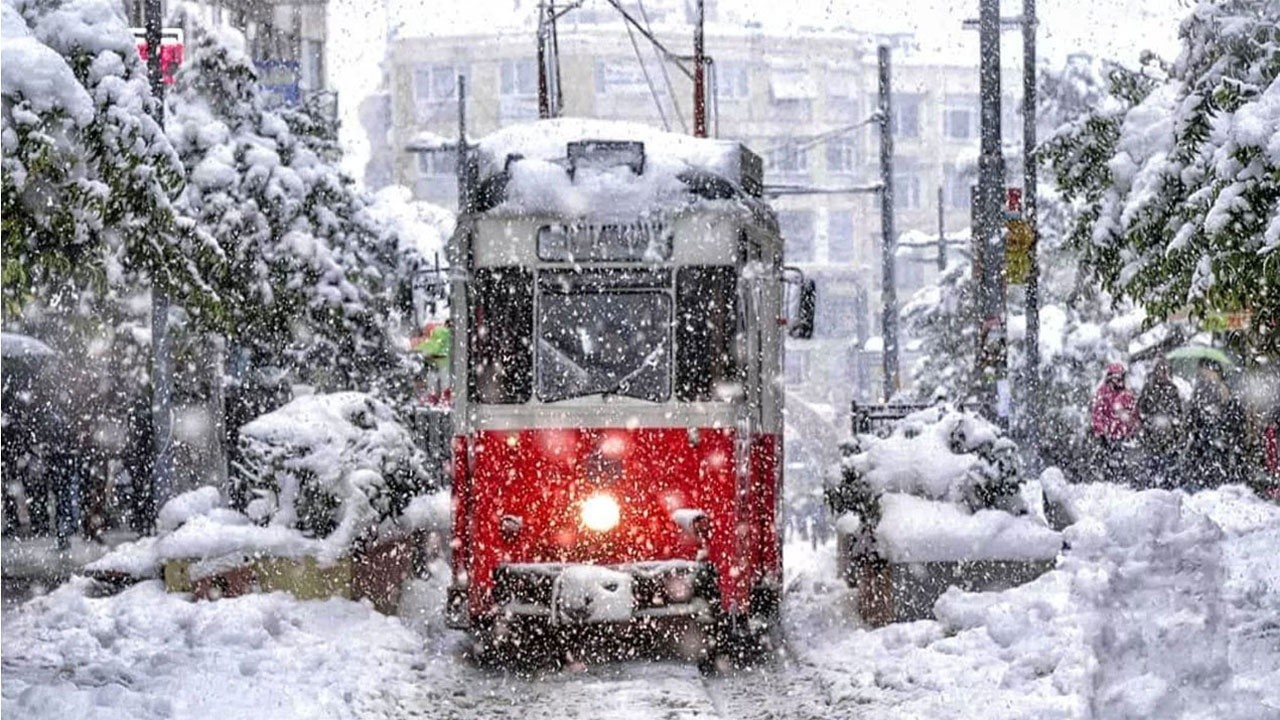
[536,271,672,403]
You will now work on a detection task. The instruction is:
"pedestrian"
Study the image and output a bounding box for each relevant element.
[1185,359,1247,490]
[1090,363,1141,484]
[1138,358,1183,488]
[1260,406,1280,501]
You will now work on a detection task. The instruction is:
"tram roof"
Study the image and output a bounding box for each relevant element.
[469,118,767,220]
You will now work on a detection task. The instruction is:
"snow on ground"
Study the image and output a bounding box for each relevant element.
[1,579,427,720]
[788,483,1280,719]
[4,483,1278,719]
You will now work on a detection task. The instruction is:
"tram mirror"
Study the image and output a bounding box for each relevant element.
[789,279,816,340]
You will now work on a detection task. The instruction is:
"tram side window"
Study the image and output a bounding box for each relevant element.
[676,266,741,401]
[469,267,533,403]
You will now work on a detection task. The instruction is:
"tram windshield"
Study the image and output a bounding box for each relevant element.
[536,270,672,403]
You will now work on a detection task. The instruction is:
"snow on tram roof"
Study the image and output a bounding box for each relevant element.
[472,118,760,219]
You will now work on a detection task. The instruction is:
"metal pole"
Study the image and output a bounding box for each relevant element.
[878,45,899,400]
[145,0,173,529]
[937,185,946,273]
[693,0,706,137]
[976,0,1008,425]
[456,75,470,213]
[537,2,550,119]
[1023,0,1041,459]
[550,0,564,116]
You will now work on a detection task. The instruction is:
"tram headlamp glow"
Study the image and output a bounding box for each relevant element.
[580,493,621,532]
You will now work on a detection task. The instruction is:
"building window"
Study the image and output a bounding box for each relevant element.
[816,290,862,339]
[595,59,649,96]
[825,135,857,175]
[943,95,978,140]
[501,59,537,97]
[300,39,324,92]
[827,68,858,117]
[944,167,973,210]
[888,93,922,139]
[769,66,815,120]
[500,59,539,120]
[895,259,928,297]
[715,62,749,100]
[827,211,855,264]
[893,172,922,211]
[414,64,463,104]
[764,138,809,177]
[417,150,457,177]
[777,210,816,263]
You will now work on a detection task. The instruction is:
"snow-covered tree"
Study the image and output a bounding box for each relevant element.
[903,53,1149,473]
[2,0,219,325]
[167,17,430,395]
[1045,0,1280,352]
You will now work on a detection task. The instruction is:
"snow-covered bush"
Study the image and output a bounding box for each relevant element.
[826,407,1061,568]
[232,392,433,549]
[828,407,1029,517]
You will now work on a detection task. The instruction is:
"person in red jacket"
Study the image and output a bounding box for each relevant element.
[1090,363,1141,483]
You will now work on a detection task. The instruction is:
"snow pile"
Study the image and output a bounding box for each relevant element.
[795,483,1280,718]
[474,118,757,218]
[875,494,1062,563]
[234,392,433,549]
[0,579,427,719]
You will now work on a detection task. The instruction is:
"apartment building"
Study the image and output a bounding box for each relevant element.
[385,6,1021,423]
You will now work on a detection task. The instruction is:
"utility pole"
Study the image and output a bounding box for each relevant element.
[878,45,899,400]
[937,186,946,273]
[456,75,472,213]
[537,2,550,118]
[550,0,564,115]
[1022,0,1041,462]
[976,0,1008,425]
[145,0,173,530]
[693,0,706,137]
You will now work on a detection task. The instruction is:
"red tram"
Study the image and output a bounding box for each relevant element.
[445,121,805,660]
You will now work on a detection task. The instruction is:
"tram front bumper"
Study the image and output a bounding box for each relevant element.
[491,560,718,625]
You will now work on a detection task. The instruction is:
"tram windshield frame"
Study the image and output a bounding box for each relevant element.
[535,269,673,403]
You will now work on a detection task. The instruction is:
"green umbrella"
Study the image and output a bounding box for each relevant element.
[1165,345,1235,367]
[414,325,452,359]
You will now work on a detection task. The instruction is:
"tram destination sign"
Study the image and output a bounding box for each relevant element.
[537,222,673,262]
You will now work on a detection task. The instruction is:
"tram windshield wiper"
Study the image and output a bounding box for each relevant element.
[597,341,668,400]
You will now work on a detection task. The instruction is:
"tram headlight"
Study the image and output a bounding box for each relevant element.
[580,493,621,533]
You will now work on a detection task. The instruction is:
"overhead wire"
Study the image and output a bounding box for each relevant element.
[634,0,688,133]
[623,18,671,130]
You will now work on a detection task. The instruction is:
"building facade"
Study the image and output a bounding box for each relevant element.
[384,9,1022,427]
[125,0,331,105]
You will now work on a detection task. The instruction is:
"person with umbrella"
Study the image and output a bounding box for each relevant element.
[1186,358,1248,490]
[1138,357,1183,488]
[1090,363,1141,484]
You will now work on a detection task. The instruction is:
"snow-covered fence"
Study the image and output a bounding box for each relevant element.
[826,406,1062,624]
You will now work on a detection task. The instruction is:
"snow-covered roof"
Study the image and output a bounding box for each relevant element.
[472,118,761,218]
